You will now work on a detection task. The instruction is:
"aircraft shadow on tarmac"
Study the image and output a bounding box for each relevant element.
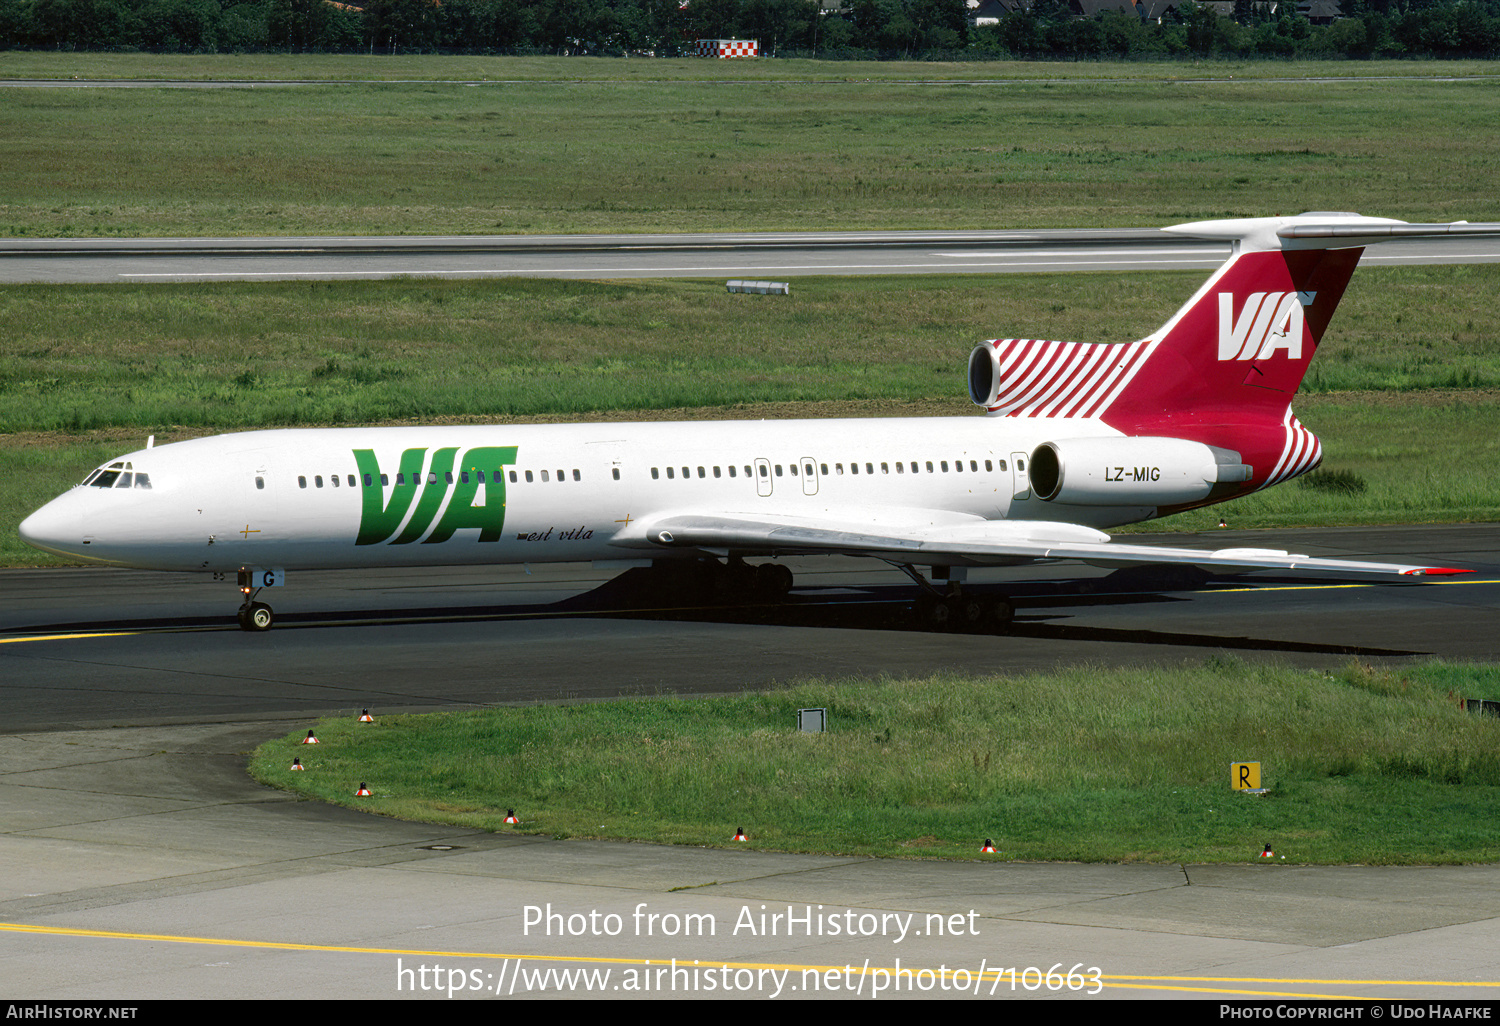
[12,564,1424,658]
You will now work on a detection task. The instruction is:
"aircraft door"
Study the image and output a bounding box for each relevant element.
[755,458,772,497]
[1011,451,1031,500]
[800,457,819,496]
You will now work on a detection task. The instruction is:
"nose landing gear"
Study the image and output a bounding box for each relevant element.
[236,569,275,631]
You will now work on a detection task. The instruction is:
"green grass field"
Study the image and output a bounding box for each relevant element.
[3,59,1500,236]
[250,659,1500,864]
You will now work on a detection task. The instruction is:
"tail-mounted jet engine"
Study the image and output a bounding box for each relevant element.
[1028,437,1253,506]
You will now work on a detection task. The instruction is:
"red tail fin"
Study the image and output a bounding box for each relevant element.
[1102,245,1364,440]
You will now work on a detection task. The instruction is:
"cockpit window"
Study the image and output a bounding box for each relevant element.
[84,460,151,490]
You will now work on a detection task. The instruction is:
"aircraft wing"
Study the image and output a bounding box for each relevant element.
[638,512,1470,578]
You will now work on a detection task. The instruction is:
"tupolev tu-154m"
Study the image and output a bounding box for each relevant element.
[19,213,1498,631]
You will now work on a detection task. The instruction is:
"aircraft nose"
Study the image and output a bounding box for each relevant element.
[18,497,82,559]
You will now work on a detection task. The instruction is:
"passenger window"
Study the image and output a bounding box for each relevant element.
[315,476,324,488]
[713,467,721,478]
[525,470,534,483]
[557,469,565,482]
[331,474,339,487]
[652,468,660,479]
[775,465,783,476]
[298,476,307,488]
[681,467,689,479]
[542,470,550,482]
[667,467,674,479]
[970,461,978,472]
[697,467,705,478]
[820,464,828,475]
[347,474,355,487]
[612,468,620,480]
[896,463,904,474]
[573,469,581,481]
[997,460,1006,472]
[789,464,797,476]
[881,463,889,474]
[728,466,736,478]
[926,461,934,473]
[445,472,454,484]
[836,464,844,475]
[256,476,265,490]
[866,463,874,474]
[940,461,948,472]
[461,471,470,484]
[510,471,518,483]
[381,474,389,486]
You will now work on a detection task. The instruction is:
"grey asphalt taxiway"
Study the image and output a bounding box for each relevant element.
[4,525,1500,1000]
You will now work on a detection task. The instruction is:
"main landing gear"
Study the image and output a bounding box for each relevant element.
[650,556,794,603]
[893,564,1015,634]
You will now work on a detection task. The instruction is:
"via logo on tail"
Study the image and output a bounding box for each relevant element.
[1217,291,1317,362]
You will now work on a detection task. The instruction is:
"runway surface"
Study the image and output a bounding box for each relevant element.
[3,526,1500,1000]
[5,229,1500,284]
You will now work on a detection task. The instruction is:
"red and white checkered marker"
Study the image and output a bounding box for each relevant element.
[355,783,371,797]
[290,758,304,771]
[980,839,997,853]
[504,810,519,824]
[734,827,748,841]
[301,731,319,744]
[358,709,374,722]
[1260,844,1274,858]
[695,38,758,58]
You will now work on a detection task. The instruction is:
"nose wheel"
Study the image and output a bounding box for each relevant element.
[237,584,274,632]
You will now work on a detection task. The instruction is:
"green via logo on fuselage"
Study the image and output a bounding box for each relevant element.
[352,446,517,545]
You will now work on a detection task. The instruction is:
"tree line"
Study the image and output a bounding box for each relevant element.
[1,0,1496,58]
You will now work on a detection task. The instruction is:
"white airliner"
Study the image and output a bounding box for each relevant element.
[20,213,1497,631]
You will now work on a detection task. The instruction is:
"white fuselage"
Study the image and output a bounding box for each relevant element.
[20,416,1146,574]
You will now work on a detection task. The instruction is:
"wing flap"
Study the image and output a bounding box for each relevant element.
[637,512,1469,578]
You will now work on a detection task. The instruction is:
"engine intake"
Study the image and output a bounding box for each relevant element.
[1030,437,1252,506]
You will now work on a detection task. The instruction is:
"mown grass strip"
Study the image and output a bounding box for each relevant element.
[249,659,1500,864]
[3,72,1500,236]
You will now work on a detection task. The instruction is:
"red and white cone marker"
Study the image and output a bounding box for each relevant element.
[290,758,304,771]
[358,709,374,723]
[734,827,748,842]
[1260,844,1274,858]
[301,730,319,744]
[980,839,997,853]
[355,782,372,797]
[504,810,519,824]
